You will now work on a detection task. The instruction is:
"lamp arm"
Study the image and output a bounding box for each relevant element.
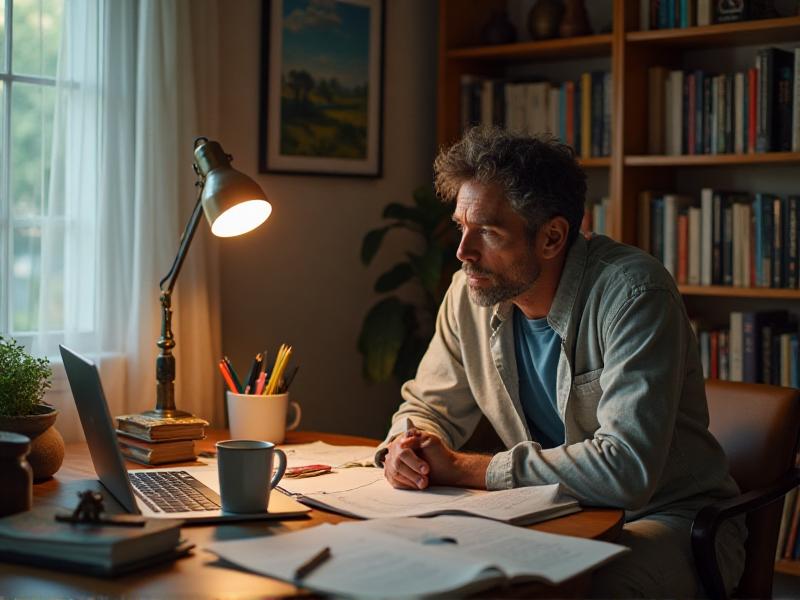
[148,182,205,418]
[159,184,205,295]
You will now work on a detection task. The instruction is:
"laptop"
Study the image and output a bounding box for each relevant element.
[59,344,310,523]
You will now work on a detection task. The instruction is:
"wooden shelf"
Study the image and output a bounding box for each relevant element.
[625,152,800,166]
[678,285,800,299]
[776,559,800,577]
[446,34,612,62]
[579,157,611,168]
[626,15,800,48]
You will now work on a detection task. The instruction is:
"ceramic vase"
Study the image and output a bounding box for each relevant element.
[0,404,65,481]
[559,0,593,38]
[528,0,564,40]
[481,10,517,45]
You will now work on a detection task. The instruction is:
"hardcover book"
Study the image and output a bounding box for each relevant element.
[0,506,186,576]
[116,414,208,441]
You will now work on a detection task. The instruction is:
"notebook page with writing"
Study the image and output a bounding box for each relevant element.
[206,524,500,598]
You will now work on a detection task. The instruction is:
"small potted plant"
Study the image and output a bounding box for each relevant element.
[0,336,64,480]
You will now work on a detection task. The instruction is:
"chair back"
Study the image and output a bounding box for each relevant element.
[705,380,800,598]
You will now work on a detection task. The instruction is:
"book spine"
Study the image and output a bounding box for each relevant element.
[683,73,692,154]
[729,312,744,382]
[722,196,734,285]
[757,49,774,152]
[663,195,679,277]
[725,73,734,153]
[732,203,743,288]
[712,191,722,285]
[773,197,783,288]
[710,330,719,378]
[581,73,592,158]
[701,188,713,285]
[788,196,799,289]
[678,211,689,284]
[689,206,701,285]
[653,196,665,264]
[700,330,710,378]
[734,72,745,154]
[565,81,575,148]
[703,75,713,154]
[639,191,653,254]
[575,79,582,153]
[776,55,794,152]
[748,67,758,153]
[719,330,729,380]
[742,312,757,383]
[649,67,666,154]
[672,71,684,154]
[697,0,711,25]
[695,70,704,155]
[592,72,603,158]
[602,72,612,157]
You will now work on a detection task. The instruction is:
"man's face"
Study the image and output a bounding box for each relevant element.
[452,181,541,307]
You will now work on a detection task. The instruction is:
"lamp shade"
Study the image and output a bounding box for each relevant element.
[194,139,272,238]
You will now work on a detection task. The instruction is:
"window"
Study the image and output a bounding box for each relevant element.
[0,0,63,342]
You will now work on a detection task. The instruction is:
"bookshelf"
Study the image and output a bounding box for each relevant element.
[438,0,800,574]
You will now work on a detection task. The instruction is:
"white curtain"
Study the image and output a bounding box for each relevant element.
[35,0,223,441]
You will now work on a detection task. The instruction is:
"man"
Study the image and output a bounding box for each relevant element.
[376,127,746,597]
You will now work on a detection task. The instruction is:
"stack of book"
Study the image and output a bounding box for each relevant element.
[460,71,612,158]
[777,477,800,562]
[648,48,800,156]
[115,414,208,465]
[639,188,800,289]
[692,310,799,385]
[641,0,780,30]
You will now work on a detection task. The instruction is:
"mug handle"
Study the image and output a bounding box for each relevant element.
[286,401,302,431]
[270,448,287,488]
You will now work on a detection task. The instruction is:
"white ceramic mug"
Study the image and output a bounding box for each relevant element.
[215,439,287,513]
[226,391,302,444]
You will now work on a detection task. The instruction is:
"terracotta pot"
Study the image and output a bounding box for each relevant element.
[0,404,65,481]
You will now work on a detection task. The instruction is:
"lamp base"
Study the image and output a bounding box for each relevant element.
[139,408,195,419]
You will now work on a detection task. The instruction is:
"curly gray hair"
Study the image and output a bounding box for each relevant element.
[434,126,587,245]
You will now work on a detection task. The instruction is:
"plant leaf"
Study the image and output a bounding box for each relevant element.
[374,262,414,293]
[360,226,392,265]
[408,244,444,296]
[357,298,410,382]
[382,203,426,226]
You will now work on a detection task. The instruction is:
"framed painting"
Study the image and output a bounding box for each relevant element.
[259,0,385,177]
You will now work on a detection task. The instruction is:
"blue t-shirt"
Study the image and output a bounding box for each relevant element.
[513,307,565,449]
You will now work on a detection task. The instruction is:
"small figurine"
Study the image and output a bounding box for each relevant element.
[55,489,146,527]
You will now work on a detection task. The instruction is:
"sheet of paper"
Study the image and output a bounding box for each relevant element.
[206,523,496,598]
[277,466,384,496]
[294,476,579,524]
[341,515,629,585]
[280,441,375,468]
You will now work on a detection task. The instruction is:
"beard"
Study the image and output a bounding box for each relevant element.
[462,258,540,307]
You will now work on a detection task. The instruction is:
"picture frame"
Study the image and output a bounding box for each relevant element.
[259,0,385,177]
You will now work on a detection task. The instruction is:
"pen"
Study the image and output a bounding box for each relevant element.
[294,546,331,580]
[283,365,299,393]
[404,417,416,436]
[244,352,262,394]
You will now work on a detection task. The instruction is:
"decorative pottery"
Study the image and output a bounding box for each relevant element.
[528,0,564,40]
[559,0,593,38]
[0,404,65,481]
[480,10,517,45]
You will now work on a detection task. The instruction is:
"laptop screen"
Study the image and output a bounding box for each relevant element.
[59,345,140,515]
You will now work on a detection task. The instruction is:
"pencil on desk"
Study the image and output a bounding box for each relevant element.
[294,546,331,580]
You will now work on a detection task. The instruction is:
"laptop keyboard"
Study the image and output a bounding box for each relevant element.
[129,471,221,513]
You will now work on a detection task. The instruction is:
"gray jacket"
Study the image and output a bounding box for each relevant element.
[377,234,740,521]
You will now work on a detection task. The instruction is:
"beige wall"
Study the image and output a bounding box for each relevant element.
[217,0,439,439]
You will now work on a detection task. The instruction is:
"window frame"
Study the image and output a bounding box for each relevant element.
[0,0,60,342]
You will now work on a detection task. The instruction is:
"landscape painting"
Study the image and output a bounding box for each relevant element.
[260,0,384,176]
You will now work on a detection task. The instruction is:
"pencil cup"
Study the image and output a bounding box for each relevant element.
[216,440,287,513]
[226,391,302,444]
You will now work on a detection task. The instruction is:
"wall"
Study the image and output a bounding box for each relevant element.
[217,0,439,439]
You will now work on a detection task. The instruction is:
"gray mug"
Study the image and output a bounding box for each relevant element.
[216,440,287,513]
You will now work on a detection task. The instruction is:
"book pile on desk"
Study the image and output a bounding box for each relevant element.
[115,414,208,465]
[0,506,190,576]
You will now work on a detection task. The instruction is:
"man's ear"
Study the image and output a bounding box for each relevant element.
[539,217,570,260]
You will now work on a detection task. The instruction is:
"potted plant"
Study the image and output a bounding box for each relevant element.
[358,186,460,383]
[0,336,64,480]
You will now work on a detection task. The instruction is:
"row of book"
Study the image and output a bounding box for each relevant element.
[582,197,612,237]
[641,0,781,30]
[639,189,800,289]
[694,311,798,386]
[648,47,800,155]
[115,413,208,465]
[460,71,612,158]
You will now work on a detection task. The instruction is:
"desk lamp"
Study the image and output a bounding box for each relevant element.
[142,137,271,419]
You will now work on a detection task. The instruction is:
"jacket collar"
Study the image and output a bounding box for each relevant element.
[490,235,587,341]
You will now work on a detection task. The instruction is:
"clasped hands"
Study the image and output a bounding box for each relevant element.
[383,423,491,490]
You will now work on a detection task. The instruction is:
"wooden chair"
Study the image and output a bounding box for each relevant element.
[692,380,800,599]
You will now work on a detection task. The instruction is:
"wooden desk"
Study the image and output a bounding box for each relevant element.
[1,430,624,597]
